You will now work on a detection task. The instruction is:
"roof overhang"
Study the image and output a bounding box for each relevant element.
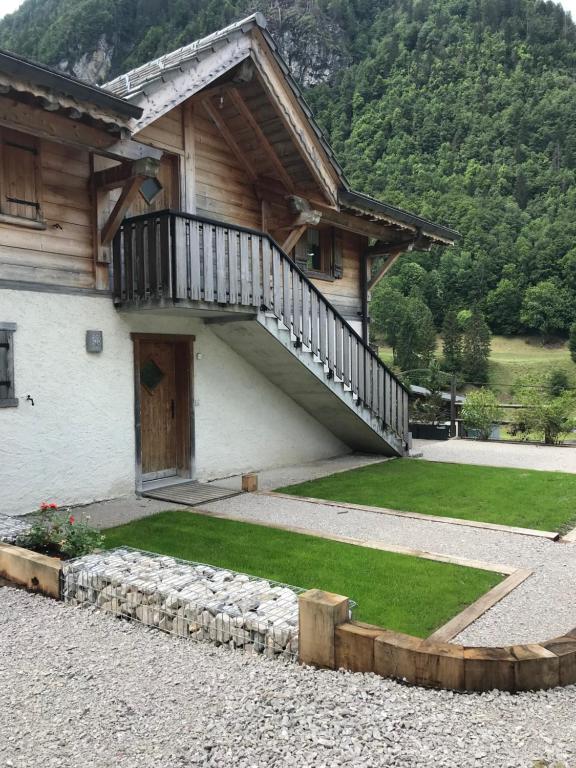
[0,48,141,122]
[339,190,460,245]
[104,13,459,244]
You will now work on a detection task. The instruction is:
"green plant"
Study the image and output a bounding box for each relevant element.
[461,388,501,440]
[547,369,571,397]
[512,387,575,445]
[17,502,103,559]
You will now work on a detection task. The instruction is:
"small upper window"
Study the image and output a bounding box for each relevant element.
[0,129,41,223]
[293,227,343,280]
[0,323,17,408]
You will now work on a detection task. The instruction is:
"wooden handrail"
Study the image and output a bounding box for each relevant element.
[112,210,409,442]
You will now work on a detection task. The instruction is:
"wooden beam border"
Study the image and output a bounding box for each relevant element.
[428,568,533,643]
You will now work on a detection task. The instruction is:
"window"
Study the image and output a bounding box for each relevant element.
[0,129,42,223]
[294,227,344,280]
[0,323,17,408]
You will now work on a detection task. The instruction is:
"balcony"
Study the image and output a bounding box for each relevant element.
[113,210,409,452]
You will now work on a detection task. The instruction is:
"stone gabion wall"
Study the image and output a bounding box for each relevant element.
[62,548,300,658]
[0,514,31,544]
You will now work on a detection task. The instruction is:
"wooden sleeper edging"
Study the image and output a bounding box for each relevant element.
[0,542,62,598]
[300,589,576,693]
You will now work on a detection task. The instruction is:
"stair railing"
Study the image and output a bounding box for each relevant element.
[113,209,409,444]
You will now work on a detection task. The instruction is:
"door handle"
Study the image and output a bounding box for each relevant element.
[171,399,175,419]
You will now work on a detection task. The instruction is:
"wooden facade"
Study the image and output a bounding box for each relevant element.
[0,16,457,473]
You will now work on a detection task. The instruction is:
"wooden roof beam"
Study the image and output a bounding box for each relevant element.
[201,96,257,181]
[93,156,160,191]
[227,86,295,192]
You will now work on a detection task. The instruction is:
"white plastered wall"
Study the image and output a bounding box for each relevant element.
[0,289,348,516]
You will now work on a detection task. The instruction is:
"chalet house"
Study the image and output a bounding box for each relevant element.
[0,15,457,516]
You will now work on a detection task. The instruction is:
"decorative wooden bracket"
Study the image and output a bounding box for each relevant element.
[94,156,160,191]
[281,225,307,254]
[288,195,321,226]
[366,236,423,291]
[98,157,161,246]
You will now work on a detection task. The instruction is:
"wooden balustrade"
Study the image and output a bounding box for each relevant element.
[113,210,409,443]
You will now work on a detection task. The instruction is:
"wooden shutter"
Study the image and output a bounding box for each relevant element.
[294,238,308,271]
[0,323,17,407]
[332,228,344,279]
[1,129,40,221]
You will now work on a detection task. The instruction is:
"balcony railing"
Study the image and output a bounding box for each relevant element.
[113,210,409,443]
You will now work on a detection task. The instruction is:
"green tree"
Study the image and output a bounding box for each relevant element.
[485,278,522,335]
[520,281,573,337]
[370,282,408,355]
[395,295,437,374]
[441,310,462,373]
[513,386,575,444]
[570,322,576,364]
[547,369,570,398]
[461,308,491,384]
[461,388,501,440]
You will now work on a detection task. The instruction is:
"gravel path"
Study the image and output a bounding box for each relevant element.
[414,438,576,473]
[202,493,576,646]
[1,586,575,768]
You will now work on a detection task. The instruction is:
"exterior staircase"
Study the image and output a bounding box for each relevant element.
[113,210,410,456]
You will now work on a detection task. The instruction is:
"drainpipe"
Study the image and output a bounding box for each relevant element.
[360,250,369,344]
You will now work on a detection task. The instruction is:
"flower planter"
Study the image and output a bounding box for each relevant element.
[0,542,62,598]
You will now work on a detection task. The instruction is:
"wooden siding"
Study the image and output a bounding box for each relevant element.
[193,109,261,229]
[310,231,365,322]
[0,137,95,289]
[135,107,184,154]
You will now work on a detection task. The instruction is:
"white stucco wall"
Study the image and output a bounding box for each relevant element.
[0,289,348,516]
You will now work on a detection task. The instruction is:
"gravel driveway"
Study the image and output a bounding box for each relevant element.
[1,586,575,768]
[414,438,576,473]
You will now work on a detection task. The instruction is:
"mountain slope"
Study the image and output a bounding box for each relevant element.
[1,0,576,338]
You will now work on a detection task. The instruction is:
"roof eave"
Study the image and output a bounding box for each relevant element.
[339,189,460,245]
[0,48,142,120]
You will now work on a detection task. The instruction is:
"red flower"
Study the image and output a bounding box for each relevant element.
[69,515,75,524]
[50,503,58,510]
[40,502,49,510]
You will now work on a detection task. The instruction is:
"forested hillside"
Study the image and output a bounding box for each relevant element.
[1,0,576,338]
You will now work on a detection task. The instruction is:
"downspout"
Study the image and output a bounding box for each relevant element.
[360,250,369,344]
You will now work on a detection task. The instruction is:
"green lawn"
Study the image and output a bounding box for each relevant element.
[103,511,503,638]
[378,334,574,402]
[277,459,576,532]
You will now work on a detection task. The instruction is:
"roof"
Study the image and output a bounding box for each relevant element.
[0,48,142,121]
[104,14,459,244]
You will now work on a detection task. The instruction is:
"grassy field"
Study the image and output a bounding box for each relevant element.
[277,459,576,532]
[378,335,574,400]
[104,511,503,637]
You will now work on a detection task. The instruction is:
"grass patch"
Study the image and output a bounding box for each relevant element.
[378,334,574,401]
[103,510,503,637]
[277,459,576,532]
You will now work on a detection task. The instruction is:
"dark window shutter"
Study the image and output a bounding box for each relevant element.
[333,228,344,279]
[2,131,39,221]
[294,238,308,271]
[0,323,17,407]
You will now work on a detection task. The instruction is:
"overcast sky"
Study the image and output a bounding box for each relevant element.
[0,0,575,21]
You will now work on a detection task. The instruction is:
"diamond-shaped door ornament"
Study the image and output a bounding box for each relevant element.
[141,357,165,393]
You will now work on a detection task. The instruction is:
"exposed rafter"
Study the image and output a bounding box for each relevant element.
[227,86,295,192]
[202,96,257,181]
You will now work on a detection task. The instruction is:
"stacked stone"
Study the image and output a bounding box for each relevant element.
[62,548,300,659]
[0,514,31,544]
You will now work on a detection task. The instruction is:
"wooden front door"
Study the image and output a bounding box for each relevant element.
[136,336,192,481]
